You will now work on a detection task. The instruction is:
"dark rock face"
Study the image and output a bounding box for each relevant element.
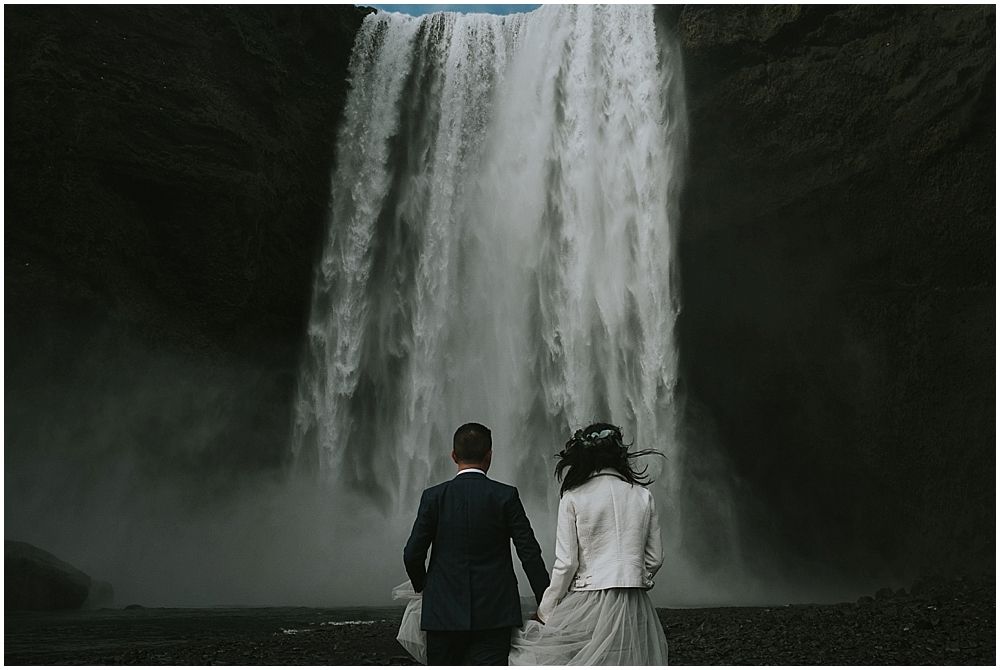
[5,5,372,499]
[671,5,994,581]
[5,541,92,611]
[6,5,370,353]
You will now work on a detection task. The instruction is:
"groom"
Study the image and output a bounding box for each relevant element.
[403,422,550,665]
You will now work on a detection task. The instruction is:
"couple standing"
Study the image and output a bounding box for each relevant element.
[402,422,669,665]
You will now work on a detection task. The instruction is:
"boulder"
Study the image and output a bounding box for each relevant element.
[5,541,92,611]
[875,587,896,600]
[84,579,115,609]
[911,574,946,596]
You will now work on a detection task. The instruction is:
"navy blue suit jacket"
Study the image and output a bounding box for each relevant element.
[403,472,550,631]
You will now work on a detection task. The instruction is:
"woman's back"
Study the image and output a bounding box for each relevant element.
[561,470,662,591]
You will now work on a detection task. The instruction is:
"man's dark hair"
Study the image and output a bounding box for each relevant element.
[453,422,492,464]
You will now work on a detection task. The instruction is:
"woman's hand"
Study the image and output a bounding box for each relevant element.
[530,613,545,625]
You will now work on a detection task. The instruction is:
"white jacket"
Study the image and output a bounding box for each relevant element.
[535,469,663,623]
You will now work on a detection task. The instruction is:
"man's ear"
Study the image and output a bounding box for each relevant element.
[484,451,493,467]
[451,450,459,465]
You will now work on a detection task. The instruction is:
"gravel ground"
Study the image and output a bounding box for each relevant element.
[660,574,994,665]
[5,575,992,665]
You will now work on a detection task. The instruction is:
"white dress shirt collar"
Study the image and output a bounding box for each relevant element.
[456,468,486,476]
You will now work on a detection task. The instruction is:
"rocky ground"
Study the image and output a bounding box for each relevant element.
[5,575,993,665]
[660,574,995,665]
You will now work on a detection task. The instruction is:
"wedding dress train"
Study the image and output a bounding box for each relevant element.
[508,588,668,665]
[393,581,669,665]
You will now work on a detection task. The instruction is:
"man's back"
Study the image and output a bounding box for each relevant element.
[404,472,549,631]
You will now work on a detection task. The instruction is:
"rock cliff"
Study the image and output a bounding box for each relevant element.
[5,5,371,494]
[669,5,994,581]
[6,541,92,610]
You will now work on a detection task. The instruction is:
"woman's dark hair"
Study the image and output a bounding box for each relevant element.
[554,422,663,495]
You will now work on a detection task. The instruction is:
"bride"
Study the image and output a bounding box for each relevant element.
[396,422,669,665]
[508,422,669,665]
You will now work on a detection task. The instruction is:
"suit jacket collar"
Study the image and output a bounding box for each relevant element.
[453,471,488,481]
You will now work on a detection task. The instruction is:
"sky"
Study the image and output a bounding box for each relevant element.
[369,4,541,16]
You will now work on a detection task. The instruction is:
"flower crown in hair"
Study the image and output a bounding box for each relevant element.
[575,428,621,450]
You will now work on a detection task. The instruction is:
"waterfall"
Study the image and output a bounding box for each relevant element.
[293,4,688,570]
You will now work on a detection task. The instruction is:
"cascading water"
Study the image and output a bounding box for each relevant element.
[293,4,693,601]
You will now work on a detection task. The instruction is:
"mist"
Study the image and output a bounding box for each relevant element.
[6,308,871,610]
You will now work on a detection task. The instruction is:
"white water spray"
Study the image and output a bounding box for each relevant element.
[294,5,702,603]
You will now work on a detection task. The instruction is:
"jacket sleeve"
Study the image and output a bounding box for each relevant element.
[506,488,550,605]
[403,489,437,593]
[643,491,664,579]
[535,494,578,623]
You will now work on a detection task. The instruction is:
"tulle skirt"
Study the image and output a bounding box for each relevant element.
[392,582,427,664]
[508,588,669,666]
[392,582,668,666]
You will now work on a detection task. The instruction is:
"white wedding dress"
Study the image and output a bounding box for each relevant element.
[393,581,428,664]
[508,587,668,665]
[392,582,668,665]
